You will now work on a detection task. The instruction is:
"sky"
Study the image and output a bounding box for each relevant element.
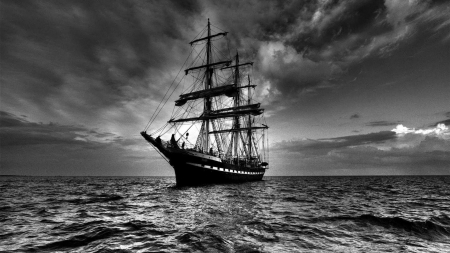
[1,0,449,176]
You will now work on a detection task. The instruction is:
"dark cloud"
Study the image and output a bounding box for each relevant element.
[317,144,450,174]
[207,0,386,50]
[203,0,450,100]
[273,131,396,155]
[350,114,360,119]
[271,125,450,175]
[1,0,448,120]
[0,110,148,151]
[287,0,387,53]
[0,0,203,126]
[432,119,450,127]
[366,120,402,127]
[0,111,167,176]
[0,111,111,147]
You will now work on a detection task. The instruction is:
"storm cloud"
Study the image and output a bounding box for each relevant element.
[2,0,449,122]
[366,120,403,127]
[1,0,203,134]
[273,131,396,155]
[204,0,450,100]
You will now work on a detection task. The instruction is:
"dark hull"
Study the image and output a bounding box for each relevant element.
[141,132,266,186]
[173,161,264,186]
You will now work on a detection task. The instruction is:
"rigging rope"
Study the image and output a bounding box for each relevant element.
[144,48,194,132]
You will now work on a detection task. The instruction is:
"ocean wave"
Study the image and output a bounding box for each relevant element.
[56,220,106,232]
[122,220,153,230]
[77,209,95,218]
[40,219,61,224]
[34,227,121,251]
[283,196,316,203]
[0,205,12,211]
[176,230,233,252]
[93,248,133,253]
[324,214,450,240]
[0,232,18,240]
[67,194,124,204]
[37,208,50,215]
[241,220,280,242]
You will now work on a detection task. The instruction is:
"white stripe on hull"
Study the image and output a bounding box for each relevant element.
[185,162,264,175]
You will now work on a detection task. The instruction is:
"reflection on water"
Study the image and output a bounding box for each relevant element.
[1,176,449,252]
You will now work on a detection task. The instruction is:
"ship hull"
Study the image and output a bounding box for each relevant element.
[173,162,264,186]
[168,150,266,186]
[141,133,266,186]
[171,159,264,186]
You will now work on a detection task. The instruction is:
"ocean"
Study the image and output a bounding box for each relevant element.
[0,176,449,252]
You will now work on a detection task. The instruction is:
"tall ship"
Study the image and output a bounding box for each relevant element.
[141,20,269,185]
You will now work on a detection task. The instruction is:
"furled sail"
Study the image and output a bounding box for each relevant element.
[190,32,228,45]
[185,61,232,75]
[208,126,268,134]
[175,84,236,106]
[168,108,264,123]
[175,85,257,106]
[210,103,260,114]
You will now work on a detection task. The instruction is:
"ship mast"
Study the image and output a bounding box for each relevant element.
[248,75,252,160]
[221,53,254,159]
[233,52,240,158]
[205,19,212,151]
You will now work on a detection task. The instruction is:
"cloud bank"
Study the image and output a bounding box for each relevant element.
[272,123,450,175]
[0,111,168,176]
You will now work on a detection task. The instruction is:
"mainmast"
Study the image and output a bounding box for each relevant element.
[221,53,254,159]
[205,19,212,151]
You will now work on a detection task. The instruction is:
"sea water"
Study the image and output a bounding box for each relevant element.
[1,176,449,252]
